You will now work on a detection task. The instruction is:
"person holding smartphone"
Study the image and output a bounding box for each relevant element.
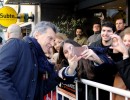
[56,39,115,100]
[0,21,79,100]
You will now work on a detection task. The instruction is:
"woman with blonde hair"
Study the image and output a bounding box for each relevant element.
[50,33,68,64]
[112,27,130,100]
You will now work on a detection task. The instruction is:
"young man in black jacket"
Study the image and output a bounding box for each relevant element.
[90,21,118,100]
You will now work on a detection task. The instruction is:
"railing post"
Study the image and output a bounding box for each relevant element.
[85,84,88,100]
[110,92,112,100]
[75,81,78,100]
[96,88,99,100]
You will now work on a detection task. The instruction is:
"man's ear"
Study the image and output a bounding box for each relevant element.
[34,32,41,39]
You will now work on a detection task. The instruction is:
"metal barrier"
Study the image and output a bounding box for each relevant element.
[56,81,78,100]
[56,79,130,100]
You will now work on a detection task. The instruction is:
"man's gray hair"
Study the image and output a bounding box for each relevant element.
[30,21,59,37]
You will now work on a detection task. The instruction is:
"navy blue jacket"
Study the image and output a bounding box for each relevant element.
[0,38,74,100]
[0,38,37,100]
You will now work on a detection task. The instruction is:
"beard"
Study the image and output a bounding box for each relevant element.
[77,34,82,38]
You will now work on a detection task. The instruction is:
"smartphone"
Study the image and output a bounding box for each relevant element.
[73,47,86,56]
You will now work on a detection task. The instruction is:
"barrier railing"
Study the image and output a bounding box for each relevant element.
[56,79,130,100]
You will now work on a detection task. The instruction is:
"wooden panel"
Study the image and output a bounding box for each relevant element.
[57,87,76,99]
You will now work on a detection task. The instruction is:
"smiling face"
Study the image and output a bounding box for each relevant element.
[123,34,130,48]
[76,28,83,37]
[54,38,63,52]
[63,43,75,60]
[101,26,114,42]
[35,28,56,54]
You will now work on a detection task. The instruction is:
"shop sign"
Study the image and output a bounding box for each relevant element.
[0,6,17,27]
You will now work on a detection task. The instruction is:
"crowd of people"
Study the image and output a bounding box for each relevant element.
[0,16,129,100]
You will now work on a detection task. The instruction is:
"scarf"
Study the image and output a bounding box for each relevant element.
[24,36,54,74]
